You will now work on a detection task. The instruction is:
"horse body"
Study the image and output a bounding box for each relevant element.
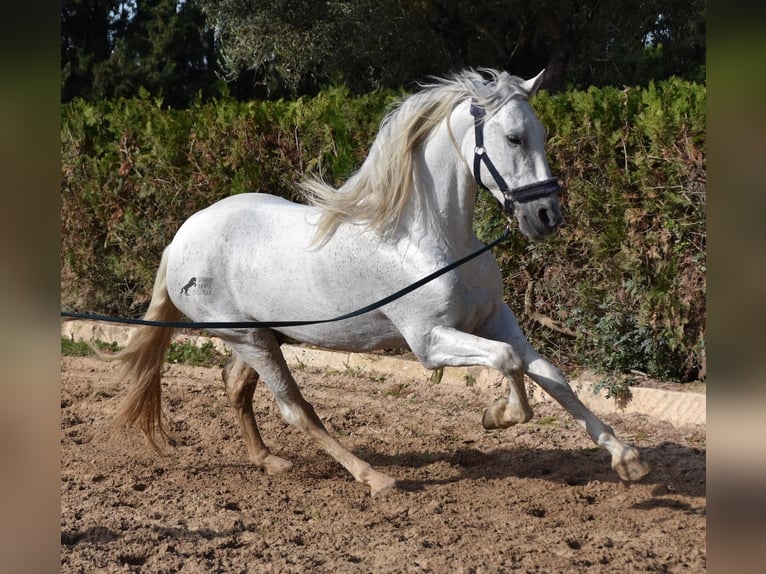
[167,192,412,351]
[113,69,650,496]
[165,116,504,355]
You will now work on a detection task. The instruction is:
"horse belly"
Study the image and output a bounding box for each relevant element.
[277,316,407,353]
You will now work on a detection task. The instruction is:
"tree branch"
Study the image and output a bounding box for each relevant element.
[524,281,582,338]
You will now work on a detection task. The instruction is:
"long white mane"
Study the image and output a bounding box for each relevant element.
[300,69,535,243]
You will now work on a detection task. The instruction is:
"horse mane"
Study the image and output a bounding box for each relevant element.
[300,68,534,244]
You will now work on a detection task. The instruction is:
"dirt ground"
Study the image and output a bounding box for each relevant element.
[61,355,706,573]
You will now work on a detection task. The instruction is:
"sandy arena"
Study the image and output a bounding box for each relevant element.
[61,355,705,573]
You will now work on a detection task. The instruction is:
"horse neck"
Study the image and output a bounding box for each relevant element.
[413,113,477,250]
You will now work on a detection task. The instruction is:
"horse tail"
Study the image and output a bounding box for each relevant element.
[112,247,182,452]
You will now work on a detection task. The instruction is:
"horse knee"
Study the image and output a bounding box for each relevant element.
[493,344,523,375]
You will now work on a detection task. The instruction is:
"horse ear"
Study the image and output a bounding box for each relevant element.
[522,69,546,97]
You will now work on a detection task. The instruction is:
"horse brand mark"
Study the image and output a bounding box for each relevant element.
[180,277,196,295]
[180,276,213,296]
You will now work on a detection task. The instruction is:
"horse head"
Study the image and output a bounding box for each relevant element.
[466,69,563,241]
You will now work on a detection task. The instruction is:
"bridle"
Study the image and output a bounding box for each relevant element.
[469,99,561,215]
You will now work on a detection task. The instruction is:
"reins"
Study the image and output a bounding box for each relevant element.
[61,227,511,330]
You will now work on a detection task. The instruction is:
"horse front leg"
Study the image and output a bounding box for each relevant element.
[484,307,650,481]
[483,306,651,481]
[482,370,534,429]
[414,308,651,482]
[474,304,540,428]
[525,355,651,482]
[414,323,533,428]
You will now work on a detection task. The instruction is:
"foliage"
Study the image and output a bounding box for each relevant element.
[60,337,229,368]
[200,0,441,98]
[166,340,230,367]
[61,0,221,108]
[60,338,121,356]
[61,0,705,104]
[61,80,705,382]
[473,81,706,383]
[201,0,706,96]
[519,79,707,382]
[60,87,397,314]
[200,0,706,96]
[592,374,636,406]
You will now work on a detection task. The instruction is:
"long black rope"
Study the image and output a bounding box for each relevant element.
[61,228,510,330]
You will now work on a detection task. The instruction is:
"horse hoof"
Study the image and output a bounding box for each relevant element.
[612,446,651,482]
[482,398,531,429]
[369,473,397,498]
[483,398,511,429]
[262,454,294,475]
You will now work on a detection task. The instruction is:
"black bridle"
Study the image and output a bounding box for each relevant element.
[469,100,561,214]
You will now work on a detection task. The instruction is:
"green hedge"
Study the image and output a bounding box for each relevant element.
[61,86,396,312]
[517,79,705,382]
[61,80,705,382]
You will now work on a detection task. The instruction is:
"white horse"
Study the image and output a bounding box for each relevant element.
[113,69,650,496]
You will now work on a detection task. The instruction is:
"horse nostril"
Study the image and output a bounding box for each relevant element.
[539,207,561,228]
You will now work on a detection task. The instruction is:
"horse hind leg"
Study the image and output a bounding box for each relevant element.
[229,333,397,497]
[222,353,292,475]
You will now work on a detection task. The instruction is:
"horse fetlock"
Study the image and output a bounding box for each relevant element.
[612,445,651,482]
[482,397,532,429]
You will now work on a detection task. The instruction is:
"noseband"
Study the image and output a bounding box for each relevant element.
[470,100,561,214]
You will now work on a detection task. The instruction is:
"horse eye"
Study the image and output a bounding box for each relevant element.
[507,135,523,146]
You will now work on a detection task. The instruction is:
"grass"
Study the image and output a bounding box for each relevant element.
[60,338,120,356]
[61,337,230,368]
[328,362,387,383]
[536,416,560,427]
[385,382,410,397]
[166,340,229,367]
[535,416,572,429]
[430,367,444,384]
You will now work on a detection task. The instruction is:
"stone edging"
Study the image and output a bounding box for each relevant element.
[61,320,705,427]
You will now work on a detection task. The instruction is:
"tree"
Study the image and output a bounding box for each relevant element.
[106,0,220,107]
[61,0,121,101]
[199,0,445,98]
[61,0,221,107]
[62,0,705,104]
[199,0,705,97]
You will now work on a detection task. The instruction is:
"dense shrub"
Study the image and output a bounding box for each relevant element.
[61,87,397,313]
[61,80,705,382]
[520,79,706,382]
